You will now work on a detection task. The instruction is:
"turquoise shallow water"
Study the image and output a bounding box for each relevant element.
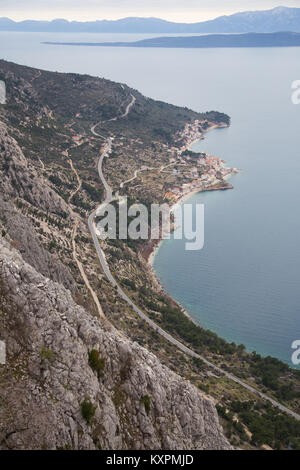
[0,32,300,366]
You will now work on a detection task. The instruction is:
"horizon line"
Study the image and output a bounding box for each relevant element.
[0,5,296,25]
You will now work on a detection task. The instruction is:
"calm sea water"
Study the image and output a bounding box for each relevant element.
[1,32,300,366]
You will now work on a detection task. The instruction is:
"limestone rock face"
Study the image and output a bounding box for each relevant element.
[0,236,231,450]
[0,122,76,292]
[0,121,70,218]
[0,195,75,293]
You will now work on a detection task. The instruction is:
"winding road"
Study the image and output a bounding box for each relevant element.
[87,94,300,422]
[91,92,136,138]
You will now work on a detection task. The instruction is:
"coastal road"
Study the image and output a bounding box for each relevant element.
[91,93,136,138]
[88,95,300,422]
[97,139,114,202]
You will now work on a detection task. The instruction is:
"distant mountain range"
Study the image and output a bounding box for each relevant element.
[43,32,300,49]
[2,6,300,34]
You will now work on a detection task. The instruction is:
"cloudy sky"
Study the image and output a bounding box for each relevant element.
[1,0,299,22]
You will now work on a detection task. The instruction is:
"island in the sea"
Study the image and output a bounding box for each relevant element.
[43,31,300,48]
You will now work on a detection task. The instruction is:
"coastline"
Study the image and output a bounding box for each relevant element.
[145,237,201,325]
[146,181,234,266]
[146,121,236,267]
[143,121,237,324]
[147,238,162,267]
[145,181,234,321]
[170,180,234,212]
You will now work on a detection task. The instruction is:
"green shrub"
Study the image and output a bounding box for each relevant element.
[198,382,210,393]
[48,240,57,251]
[88,350,106,378]
[81,398,96,424]
[40,347,55,363]
[140,395,151,415]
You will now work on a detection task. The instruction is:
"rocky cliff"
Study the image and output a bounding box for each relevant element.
[0,121,75,292]
[0,234,230,450]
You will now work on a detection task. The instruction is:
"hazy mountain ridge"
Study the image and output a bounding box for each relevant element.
[1,6,300,33]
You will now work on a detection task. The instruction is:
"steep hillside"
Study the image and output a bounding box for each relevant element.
[0,232,230,450]
[0,60,231,450]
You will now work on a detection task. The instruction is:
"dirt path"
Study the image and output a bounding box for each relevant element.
[120,166,155,189]
[38,157,45,172]
[71,218,105,320]
[31,70,42,83]
[67,157,105,320]
[67,158,82,204]
[120,162,187,189]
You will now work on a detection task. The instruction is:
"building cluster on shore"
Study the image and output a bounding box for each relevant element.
[165,120,238,203]
[174,119,228,152]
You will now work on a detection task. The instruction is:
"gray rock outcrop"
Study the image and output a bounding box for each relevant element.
[0,121,70,218]
[0,235,231,450]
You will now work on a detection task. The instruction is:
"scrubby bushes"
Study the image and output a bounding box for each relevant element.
[217,400,300,449]
[140,395,151,415]
[40,346,55,363]
[81,398,96,424]
[88,349,106,378]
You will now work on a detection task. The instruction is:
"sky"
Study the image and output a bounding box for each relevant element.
[0,0,299,23]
